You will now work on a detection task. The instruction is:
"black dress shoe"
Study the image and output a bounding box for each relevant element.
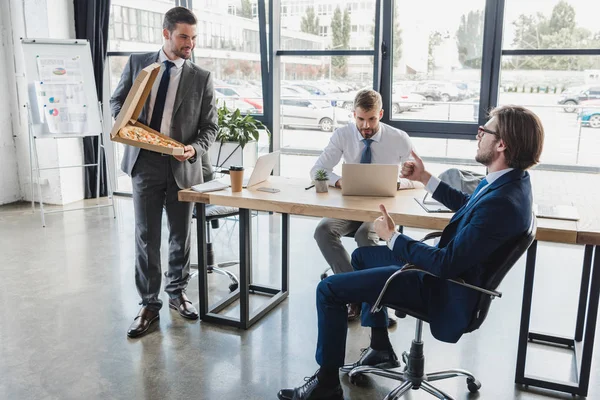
[347,303,361,322]
[127,307,159,338]
[340,346,400,373]
[169,293,199,320]
[277,373,343,400]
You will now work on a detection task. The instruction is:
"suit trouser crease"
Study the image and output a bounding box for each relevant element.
[316,246,428,369]
[132,151,193,311]
[314,218,379,274]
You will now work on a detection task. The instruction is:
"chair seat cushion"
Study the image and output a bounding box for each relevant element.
[193,205,239,220]
[205,205,239,219]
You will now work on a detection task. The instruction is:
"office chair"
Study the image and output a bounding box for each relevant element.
[189,159,240,292]
[191,204,240,292]
[320,226,404,280]
[348,216,537,399]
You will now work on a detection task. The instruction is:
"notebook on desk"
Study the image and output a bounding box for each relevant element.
[534,204,579,221]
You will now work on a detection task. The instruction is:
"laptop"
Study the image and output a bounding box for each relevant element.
[220,151,280,188]
[341,163,399,197]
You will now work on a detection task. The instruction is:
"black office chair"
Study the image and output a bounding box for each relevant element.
[190,159,240,292]
[320,226,404,280]
[191,204,240,292]
[348,215,537,399]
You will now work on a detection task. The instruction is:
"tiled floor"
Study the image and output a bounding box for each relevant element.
[0,194,598,400]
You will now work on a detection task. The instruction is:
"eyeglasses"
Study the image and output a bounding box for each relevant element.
[477,126,498,138]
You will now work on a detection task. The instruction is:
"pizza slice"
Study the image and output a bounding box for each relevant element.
[119,125,184,149]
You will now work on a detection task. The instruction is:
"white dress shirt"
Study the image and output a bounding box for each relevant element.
[310,122,413,186]
[146,48,185,136]
[388,167,515,249]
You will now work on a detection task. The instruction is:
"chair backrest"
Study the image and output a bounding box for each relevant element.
[438,168,485,195]
[464,214,537,333]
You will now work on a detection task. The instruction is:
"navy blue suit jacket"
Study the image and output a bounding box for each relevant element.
[391,169,533,343]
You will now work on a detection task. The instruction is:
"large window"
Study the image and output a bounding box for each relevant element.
[500,0,600,168]
[389,0,484,124]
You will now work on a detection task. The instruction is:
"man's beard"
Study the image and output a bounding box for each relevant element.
[360,123,378,139]
[475,148,494,165]
[173,46,192,59]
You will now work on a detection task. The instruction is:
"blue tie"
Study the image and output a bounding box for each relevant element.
[469,178,488,203]
[149,60,174,132]
[360,139,373,164]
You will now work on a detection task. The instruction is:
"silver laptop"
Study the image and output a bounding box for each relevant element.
[218,151,280,188]
[341,164,399,197]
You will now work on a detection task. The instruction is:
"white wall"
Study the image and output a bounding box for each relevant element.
[2,0,85,205]
[0,1,21,204]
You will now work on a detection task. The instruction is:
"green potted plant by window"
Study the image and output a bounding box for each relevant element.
[210,100,270,169]
[314,169,329,193]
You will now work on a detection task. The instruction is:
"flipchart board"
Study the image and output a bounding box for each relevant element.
[21,38,102,138]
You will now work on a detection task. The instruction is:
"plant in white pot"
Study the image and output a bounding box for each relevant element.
[314,169,329,193]
[210,100,271,169]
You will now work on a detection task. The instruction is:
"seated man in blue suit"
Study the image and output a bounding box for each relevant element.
[278,105,545,400]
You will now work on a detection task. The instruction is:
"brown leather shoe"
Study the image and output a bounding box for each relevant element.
[127,307,159,338]
[347,303,361,321]
[169,293,199,320]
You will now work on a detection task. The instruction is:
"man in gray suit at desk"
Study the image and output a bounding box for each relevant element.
[110,7,217,338]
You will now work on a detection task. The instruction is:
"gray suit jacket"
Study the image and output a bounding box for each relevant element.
[110,51,218,188]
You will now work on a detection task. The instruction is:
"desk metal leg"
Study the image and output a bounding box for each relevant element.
[198,209,289,329]
[575,245,594,341]
[196,203,209,318]
[515,240,537,381]
[578,245,600,396]
[515,243,600,397]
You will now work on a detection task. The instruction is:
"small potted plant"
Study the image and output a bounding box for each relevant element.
[314,169,329,193]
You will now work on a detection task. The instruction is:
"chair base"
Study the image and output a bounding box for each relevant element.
[348,339,481,400]
[191,263,240,292]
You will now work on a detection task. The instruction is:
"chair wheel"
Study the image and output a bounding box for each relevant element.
[466,377,481,393]
[229,283,238,292]
[320,273,328,280]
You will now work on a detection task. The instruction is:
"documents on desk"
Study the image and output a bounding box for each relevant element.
[534,203,579,221]
[414,193,452,213]
[191,179,229,193]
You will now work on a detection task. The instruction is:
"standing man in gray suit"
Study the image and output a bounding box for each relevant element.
[110,7,218,338]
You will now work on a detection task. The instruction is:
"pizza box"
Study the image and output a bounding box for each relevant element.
[110,63,185,156]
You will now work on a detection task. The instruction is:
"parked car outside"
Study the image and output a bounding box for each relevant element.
[412,81,461,102]
[215,91,258,114]
[215,86,264,113]
[558,85,600,113]
[280,97,352,132]
[579,100,600,128]
[393,85,426,110]
[337,86,416,114]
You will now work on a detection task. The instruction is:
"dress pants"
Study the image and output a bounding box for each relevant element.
[315,245,429,368]
[314,218,379,274]
[131,150,194,312]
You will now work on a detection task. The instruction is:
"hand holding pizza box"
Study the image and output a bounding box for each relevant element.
[110,63,185,156]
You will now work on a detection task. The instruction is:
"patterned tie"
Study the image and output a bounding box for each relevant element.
[360,139,373,164]
[149,60,174,132]
[469,177,488,203]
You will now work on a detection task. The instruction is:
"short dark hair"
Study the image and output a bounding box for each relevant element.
[163,7,197,32]
[353,89,382,112]
[488,105,545,170]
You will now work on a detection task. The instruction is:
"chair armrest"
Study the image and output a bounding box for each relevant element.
[370,265,501,314]
[369,230,501,314]
[420,231,443,242]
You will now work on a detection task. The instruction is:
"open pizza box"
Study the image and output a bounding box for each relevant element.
[110,63,185,156]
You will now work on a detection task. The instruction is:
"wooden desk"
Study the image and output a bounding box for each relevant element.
[180,177,578,243]
[179,176,597,396]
